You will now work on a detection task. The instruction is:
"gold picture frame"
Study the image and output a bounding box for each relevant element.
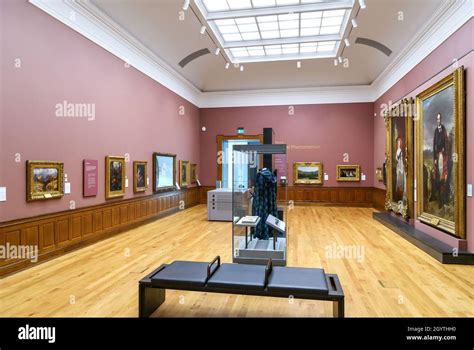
[384,98,415,219]
[133,161,148,193]
[190,164,197,184]
[375,167,384,182]
[336,165,361,182]
[179,160,190,188]
[416,66,465,238]
[293,162,323,185]
[105,156,126,199]
[26,161,64,202]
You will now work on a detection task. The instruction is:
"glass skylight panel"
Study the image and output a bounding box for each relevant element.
[197,0,354,63]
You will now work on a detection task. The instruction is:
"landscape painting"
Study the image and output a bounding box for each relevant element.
[293,162,323,185]
[27,161,64,201]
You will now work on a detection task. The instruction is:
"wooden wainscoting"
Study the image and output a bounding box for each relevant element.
[201,186,385,208]
[0,187,200,278]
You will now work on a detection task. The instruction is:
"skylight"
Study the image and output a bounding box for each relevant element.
[194,0,356,63]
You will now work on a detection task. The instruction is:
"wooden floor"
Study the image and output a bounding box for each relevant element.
[0,205,473,317]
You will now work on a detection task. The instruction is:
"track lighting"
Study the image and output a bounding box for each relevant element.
[344,38,350,47]
[334,59,338,66]
[182,0,190,10]
[240,65,244,72]
[297,61,301,68]
[225,62,230,69]
[215,48,220,55]
[359,0,366,9]
[351,18,358,28]
[200,25,206,35]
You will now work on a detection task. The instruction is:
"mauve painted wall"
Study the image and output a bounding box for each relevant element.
[373,18,474,252]
[0,0,200,222]
[199,103,374,187]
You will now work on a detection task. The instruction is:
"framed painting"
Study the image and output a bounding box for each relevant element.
[293,162,323,185]
[190,164,197,184]
[179,160,190,187]
[153,153,176,193]
[336,165,361,182]
[384,98,414,219]
[133,161,148,193]
[105,156,126,199]
[375,167,384,182]
[26,161,64,202]
[416,67,465,238]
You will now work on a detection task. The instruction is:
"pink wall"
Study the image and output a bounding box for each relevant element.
[373,18,474,252]
[0,0,200,222]
[199,103,374,187]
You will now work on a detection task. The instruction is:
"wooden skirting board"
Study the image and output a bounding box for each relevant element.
[0,187,200,278]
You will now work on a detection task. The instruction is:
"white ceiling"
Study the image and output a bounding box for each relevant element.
[91,0,445,92]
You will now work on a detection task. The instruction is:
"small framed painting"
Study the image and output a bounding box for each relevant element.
[191,164,197,184]
[26,161,64,202]
[153,153,176,193]
[105,156,126,199]
[375,167,384,182]
[293,162,323,185]
[336,165,361,182]
[133,161,148,193]
[179,160,190,187]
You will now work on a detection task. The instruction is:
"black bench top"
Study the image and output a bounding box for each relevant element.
[267,266,328,296]
[207,263,267,291]
[151,261,209,287]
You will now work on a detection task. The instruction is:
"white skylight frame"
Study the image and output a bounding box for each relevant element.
[193,0,357,64]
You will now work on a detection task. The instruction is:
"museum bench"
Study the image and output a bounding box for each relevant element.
[138,256,345,318]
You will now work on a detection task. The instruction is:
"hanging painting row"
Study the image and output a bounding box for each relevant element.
[26,153,198,202]
[293,162,362,185]
[384,66,465,239]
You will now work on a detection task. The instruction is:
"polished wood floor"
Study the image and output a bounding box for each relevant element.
[0,205,472,317]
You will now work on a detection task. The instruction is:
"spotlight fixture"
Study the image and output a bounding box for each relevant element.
[200,25,206,35]
[215,48,220,55]
[351,18,358,28]
[182,0,190,11]
[344,38,351,47]
[240,65,244,72]
[225,62,230,69]
[297,61,301,68]
[359,0,366,9]
[334,59,338,66]
[201,126,207,132]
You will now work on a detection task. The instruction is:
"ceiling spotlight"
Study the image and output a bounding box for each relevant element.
[215,48,220,55]
[225,62,230,69]
[200,25,206,35]
[359,0,366,9]
[201,126,207,132]
[344,38,351,47]
[240,65,244,72]
[334,59,338,66]
[297,61,301,68]
[182,0,190,10]
[351,18,358,28]
[338,56,343,63]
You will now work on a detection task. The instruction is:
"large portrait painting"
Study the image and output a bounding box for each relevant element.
[384,98,414,219]
[179,160,190,188]
[293,162,323,185]
[153,153,176,193]
[133,161,148,193]
[27,161,64,201]
[416,67,465,238]
[105,156,126,199]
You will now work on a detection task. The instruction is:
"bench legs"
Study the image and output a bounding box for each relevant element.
[333,298,344,318]
[139,283,166,318]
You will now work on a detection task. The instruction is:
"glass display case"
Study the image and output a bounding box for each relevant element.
[232,144,288,266]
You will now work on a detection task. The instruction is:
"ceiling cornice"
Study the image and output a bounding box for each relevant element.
[29,0,473,108]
